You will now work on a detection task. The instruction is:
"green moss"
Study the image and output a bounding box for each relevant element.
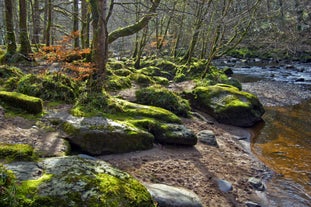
[136,85,191,117]
[112,69,133,76]
[0,143,37,162]
[107,59,125,70]
[106,75,131,91]
[16,73,78,103]
[130,73,154,86]
[116,98,181,124]
[153,76,169,86]
[227,47,258,58]
[0,91,43,114]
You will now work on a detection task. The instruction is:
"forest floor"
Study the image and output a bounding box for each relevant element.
[1,78,310,206]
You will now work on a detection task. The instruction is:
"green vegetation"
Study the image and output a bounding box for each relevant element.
[0,143,37,162]
[136,85,191,117]
[0,91,43,114]
[16,73,78,103]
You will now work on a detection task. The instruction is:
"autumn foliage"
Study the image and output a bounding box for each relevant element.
[35,31,95,80]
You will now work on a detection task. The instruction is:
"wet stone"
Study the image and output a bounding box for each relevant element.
[196,130,218,147]
[217,179,233,192]
[248,177,265,191]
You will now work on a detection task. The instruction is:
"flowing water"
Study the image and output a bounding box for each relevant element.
[226,60,311,206]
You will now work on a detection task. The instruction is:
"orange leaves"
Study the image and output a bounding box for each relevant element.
[64,62,96,81]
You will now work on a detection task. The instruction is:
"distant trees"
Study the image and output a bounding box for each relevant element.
[0,0,310,70]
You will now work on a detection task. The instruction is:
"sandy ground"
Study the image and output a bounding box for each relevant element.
[98,112,268,207]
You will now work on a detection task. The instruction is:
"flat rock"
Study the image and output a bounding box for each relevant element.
[217,179,233,192]
[145,183,203,207]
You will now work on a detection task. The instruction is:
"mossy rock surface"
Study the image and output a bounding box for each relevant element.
[188,84,265,127]
[46,111,154,155]
[135,85,191,117]
[0,91,43,114]
[3,156,155,207]
[0,143,36,162]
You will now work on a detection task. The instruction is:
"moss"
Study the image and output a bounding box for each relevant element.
[106,75,131,91]
[130,73,154,86]
[112,69,133,76]
[153,76,169,86]
[16,73,78,103]
[107,59,125,70]
[0,91,43,114]
[136,85,191,117]
[0,143,37,162]
[227,47,258,58]
[116,98,181,124]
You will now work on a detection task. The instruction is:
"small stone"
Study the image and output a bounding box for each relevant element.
[217,179,233,192]
[145,183,203,207]
[248,177,265,191]
[245,201,261,207]
[196,130,218,147]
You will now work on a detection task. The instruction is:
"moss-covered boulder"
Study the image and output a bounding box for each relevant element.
[2,156,155,207]
[188,84,265,127]
[46,111,154,155]
[0,91,43,114]
[0,143,36,162]
[135,85,191,117]
[16,73,77,103]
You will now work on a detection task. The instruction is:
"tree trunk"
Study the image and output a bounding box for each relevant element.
[81,0,90,48]
[45,0,52,46]
[4,0,16,54]
[31,0,40,44]
[73,0,79,48]
[134,26,149,69]
[19,0,32,56]
[90,0,108,82]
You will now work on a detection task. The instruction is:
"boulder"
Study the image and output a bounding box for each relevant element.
[4,156,154,206]
[47,112,154,155]
[0,91,43,114]
[151,123,197,146]
[196,130,218,147]
[145,183,203,207]
[188,84,265,127]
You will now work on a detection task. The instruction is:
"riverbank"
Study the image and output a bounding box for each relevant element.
[1,78,309,206]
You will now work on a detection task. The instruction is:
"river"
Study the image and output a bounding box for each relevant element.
[221,59,311,206]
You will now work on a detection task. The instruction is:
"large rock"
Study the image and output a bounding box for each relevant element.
[145,183,203,207]
[151,123,197,146]
[188,84,265,127]
[4,156,155,207]
[47,112,154,155]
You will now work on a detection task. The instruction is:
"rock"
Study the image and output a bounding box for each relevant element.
[60,115,154,155]
[152,123,197,146]
[4,156,154,206]
[248,177,265,191]
[0,91,43,114]
[196,130,218,147]
[223,67,234,77]
[295,78,305,82]
[145,183,203,207]
[245,201,261,207]
[217,179,233,192]
[188,84,265,127]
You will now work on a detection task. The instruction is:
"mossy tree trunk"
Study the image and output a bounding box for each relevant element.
[19,0,32,56]
[4,0,17,54]
[134,26,149,69]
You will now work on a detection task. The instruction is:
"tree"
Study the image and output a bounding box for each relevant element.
[31,0,40,44]
[4,0,16,55]
[89,0,161,84]
[73,0,79,48]
[19,0,32,56]
[81,0,90,48]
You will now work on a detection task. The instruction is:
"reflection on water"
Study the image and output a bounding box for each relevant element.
[251,100,311,205]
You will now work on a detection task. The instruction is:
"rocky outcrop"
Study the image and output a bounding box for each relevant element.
[145,183,203,207]
[187,84,265,127]
[4,156,155,207]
